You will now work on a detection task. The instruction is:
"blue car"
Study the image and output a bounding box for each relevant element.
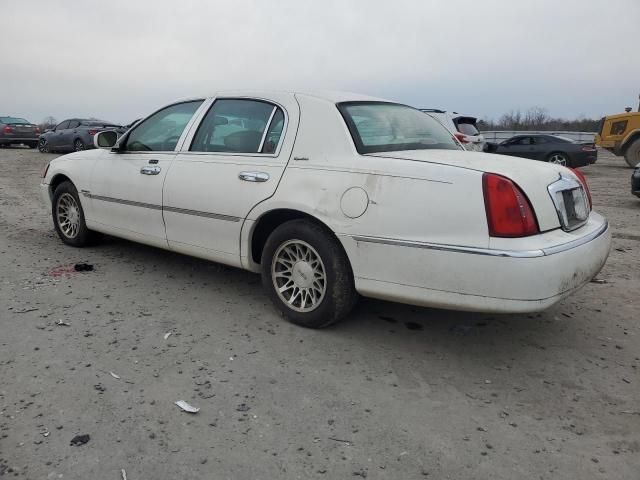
[38,118,121,153]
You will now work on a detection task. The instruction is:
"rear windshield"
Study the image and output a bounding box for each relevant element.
[0,117,30,125]
[456,120,479,136]
[338,102,461,154]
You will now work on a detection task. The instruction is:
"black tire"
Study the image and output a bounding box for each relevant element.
[52,181,97,247]
[38,138,49,153]
[624,139,640,168]
[261,219,357,328]
[74,138,85,151]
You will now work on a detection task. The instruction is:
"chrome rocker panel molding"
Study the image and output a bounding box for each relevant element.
[351,220,609,259]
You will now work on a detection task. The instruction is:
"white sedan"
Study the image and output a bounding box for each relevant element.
[41,91,611,328]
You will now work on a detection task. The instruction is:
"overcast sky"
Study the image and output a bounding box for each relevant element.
[1,0,639,124]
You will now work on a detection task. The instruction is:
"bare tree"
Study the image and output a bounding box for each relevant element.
[40,116,57,130]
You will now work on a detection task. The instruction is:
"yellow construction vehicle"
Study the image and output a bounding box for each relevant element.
[595,97,640,167]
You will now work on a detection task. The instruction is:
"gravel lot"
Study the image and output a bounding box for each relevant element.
[0,147,638,479]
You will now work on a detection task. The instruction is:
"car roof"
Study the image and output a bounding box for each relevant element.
[174,90,390,105]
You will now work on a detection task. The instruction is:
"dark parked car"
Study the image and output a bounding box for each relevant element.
[490,134,597,167]
[632,165,640,198]
[38,118,121,153]
[0,116,40,148]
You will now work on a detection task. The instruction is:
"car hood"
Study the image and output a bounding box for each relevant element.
[368,149,569,231]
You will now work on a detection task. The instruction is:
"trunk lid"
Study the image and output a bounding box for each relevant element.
[368,149,569,231]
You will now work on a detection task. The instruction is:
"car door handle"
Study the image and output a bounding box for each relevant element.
[238,171,269,182]
[140,166,161,175]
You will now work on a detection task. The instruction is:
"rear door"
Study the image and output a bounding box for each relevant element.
[164,96,298,267]
[88,100,205,248]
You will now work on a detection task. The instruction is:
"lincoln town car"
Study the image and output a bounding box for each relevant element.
[41,91,611,328]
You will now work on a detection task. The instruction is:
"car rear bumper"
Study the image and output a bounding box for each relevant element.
[0,136,39,144]
[570,151,597,167]
[343,213,611,313]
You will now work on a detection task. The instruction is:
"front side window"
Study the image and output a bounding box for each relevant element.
[68,120,81,129]
[338,102,461,154]
[515,137,533,145]
[190,99,283,154]
[56,121,70,131]
[125,100,203,152]
[610,120,628,136]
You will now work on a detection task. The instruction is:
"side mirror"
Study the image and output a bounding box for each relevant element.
[94,130,118,149]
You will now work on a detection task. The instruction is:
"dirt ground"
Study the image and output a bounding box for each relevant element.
[0,146,638,480]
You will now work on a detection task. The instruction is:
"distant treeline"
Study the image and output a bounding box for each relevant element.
[478,107,601,132]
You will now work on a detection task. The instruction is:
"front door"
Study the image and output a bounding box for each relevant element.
[50,120,70,150]
[164,97,298,267]
[88,100,205,248]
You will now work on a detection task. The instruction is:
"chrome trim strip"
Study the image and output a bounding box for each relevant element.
[542,220,609,255]
[352,221,609,258]
[84,193,162,211]
[258,106,277,153]
[84,192,239,222]
[163,206,240,222]
[547,174,589,232]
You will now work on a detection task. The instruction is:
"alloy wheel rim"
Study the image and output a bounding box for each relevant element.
[271,239,326,313]
[75,140,83,151]
[39,139,48,152]
[56,193,80,239]
[550,154,567,166]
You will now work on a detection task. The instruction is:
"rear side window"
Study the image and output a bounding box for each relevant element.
[190,99,284,154]
[338,102,461,154]
[610,120,628,135]
[125,101,203,152]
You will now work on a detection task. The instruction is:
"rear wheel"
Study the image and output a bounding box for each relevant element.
[74,139,85,151]
[547,152,568,166]
[261,219,357,328]
[52,181,97,247]
[624,139,640,168]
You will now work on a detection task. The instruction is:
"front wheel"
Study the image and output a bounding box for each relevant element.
[52,181,97,247]
[261,219,357,328]
[74,139,85,151]
[38,138,49,153]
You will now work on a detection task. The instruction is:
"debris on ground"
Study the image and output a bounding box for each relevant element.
[590,278,607,284]
[236,403,250,412]
[74,263,94,272]
[164,332,172,340]
[109,371,120,379]
[70,434,90,446]
[175,400,200,413]
[121,468,127,480]
[55,320,71,326]
[14,308,38,314]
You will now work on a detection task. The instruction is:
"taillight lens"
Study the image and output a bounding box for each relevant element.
[3,126,13,133]
[88,129,99,136]
[581,144,596,152]
[454,132,469,144]
[35,126,41,134]
[571,168,592,210]
[483,173,539,237]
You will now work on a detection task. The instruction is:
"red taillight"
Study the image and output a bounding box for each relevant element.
[88,129,99,136]
[35,126,41,134]
[571,168,592,210]
[482,173,539,237]
[581,144,596,152]
[454,132,469,144]
[3,126,13,133]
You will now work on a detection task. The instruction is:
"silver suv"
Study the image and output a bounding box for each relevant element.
[420,109,485,152]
